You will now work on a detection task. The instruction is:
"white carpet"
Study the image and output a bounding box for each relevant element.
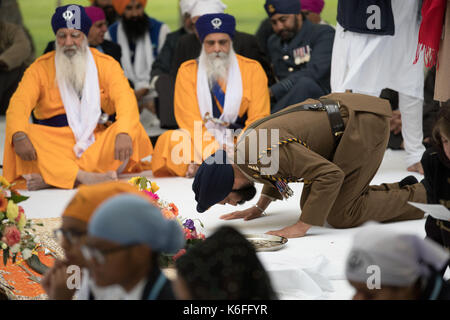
[0,115,435,300]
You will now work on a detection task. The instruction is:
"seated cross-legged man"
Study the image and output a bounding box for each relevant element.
[151,13,270,178]
[3,5,153,190]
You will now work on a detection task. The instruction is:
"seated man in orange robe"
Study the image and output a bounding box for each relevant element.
[3,5,153,190]
[151,13,270,178]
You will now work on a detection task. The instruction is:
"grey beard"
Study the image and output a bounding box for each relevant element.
[55,38,88,98]
[202,49,232,87]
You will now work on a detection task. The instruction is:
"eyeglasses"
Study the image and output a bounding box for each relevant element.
[81,244,137,265]
[53,228,86,245]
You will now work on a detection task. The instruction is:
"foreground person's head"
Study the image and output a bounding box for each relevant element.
[175,226,277,299]
[84,194,185,290]
[59,181,147,267]
[346,225,450,300]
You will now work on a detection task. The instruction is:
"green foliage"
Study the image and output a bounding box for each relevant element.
[3,248,9,266]
[10,192,29,204]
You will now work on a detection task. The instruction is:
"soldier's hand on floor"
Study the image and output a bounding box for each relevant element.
[220,206,264,221]
[115,133,133,162]
[12,132,37,161]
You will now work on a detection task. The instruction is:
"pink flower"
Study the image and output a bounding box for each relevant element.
[2,225,21,247]
[142,190,159,201]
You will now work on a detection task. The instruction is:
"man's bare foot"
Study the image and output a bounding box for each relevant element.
[407,162,424,175]
[266,221,311,239]
[23,173,52,191]
[185,164,200,178]
[76,170,118,185]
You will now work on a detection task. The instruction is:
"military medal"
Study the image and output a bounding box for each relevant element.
[294,48,302,65]
[275,181,294,199]
[304,45,311,63]
[293,45,312,65]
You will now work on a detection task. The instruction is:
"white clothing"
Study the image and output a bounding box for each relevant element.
[331,0,424,100]
[197,51,243,148]
[330,0,426,165]
[56,48,101,158]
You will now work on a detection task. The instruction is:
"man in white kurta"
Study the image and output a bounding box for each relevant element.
[331,0,425,173]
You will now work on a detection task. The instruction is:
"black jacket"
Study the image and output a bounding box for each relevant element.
[267,19,335,99]
[421,146,450,205]
[151,27,187,78]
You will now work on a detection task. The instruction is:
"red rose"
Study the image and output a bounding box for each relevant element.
[2,225,21,246]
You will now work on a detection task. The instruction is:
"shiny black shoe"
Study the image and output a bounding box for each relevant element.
[399,175,419,188]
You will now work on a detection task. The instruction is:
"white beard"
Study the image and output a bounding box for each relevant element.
[200,46,234,87]
[55,38,88,98]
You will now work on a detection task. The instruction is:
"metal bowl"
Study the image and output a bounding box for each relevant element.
[245,233,288,252]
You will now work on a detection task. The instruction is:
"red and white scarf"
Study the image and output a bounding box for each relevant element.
[414,0,447,68]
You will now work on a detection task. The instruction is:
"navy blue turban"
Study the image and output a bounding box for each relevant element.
[264,0,301,17]
[192,149,234,213]
[195,13,236,43]
[51,4,92,36]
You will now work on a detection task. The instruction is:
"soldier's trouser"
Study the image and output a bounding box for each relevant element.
[301,111,426,228]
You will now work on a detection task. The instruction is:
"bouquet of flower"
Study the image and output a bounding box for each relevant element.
[128,176,206,266]
[0,177,40,265]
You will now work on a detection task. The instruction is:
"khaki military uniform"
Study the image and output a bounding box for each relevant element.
[234,92,427,228]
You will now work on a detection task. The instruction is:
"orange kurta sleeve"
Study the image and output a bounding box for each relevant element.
[5,59,43,143]
[174,60,204,137]
[96,52,140,135]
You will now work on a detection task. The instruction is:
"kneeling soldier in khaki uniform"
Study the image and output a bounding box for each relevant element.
[192,92,427,238]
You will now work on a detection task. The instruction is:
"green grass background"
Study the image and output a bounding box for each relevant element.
[17,0,338,56]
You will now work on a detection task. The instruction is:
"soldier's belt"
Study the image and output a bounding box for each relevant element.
[241,97,345,148]
[291,98,345,145]
[320,98,345,145]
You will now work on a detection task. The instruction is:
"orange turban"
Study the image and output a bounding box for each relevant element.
[112,0,147,15]
[63,181,149,223]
